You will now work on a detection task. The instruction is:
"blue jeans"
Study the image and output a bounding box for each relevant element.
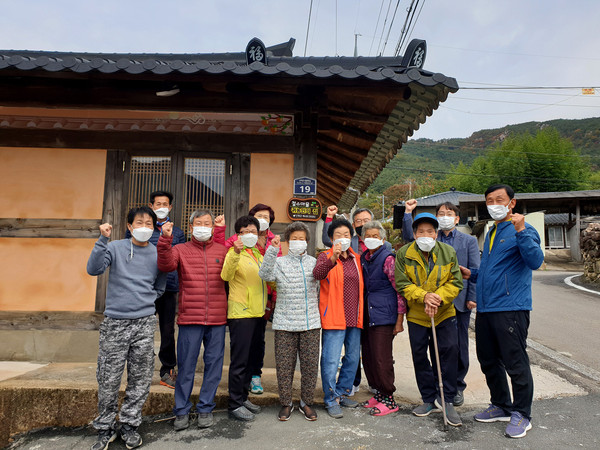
[173,324,225,416]
[321,327,361,408]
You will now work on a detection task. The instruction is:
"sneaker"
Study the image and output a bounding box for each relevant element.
[119,424,142,450]
[243,399,261,414]
[326,403,344,419]
[229,406,255,422]
[348,384,360,397]
[505,412,532,438]
[434,398,462,427]
[412,402,440,417]
[160,369,177,389]
[299,404,318,421]
[453,390,464,407]
[339,396,359,408]
[278,405,294,421]
[91,428,116,450]
[173,414,189,431]
[474,404,511,423]
[249,375,264,394]
[196,412,213,428]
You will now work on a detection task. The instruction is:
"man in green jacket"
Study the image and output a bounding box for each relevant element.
[395,213,463,427]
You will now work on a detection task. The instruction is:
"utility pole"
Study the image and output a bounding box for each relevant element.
[380,194,385,220]
[354,33,361,57]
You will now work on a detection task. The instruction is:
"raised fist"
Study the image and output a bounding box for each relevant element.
[214,215,226,228]
[161,222,173,237]
[233,238,244,254]
[510,213,526,232]
[330,242,342,262]
[270,235,281,248]
[326,205,338,219]
[99,223,112,238]
[405,199,418,213]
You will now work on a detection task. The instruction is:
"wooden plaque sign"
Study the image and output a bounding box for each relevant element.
[287,197,322,222]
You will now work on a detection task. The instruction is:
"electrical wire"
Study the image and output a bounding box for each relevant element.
[429,43,600,62]
[400,0,425,55]
[304,0,314,57]
[369,0,386,56]
[381,0,402,56]
[376,0,394,56]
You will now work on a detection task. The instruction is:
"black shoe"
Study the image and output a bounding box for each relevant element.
[91,428,116,450]
[243,399,261,414]
[119,424,142,449]
[173,414,189,431]
[229,406,255,421]
[453,390,464,407]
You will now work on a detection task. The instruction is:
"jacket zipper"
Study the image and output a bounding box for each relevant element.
[300,257,309,330]
[204,245,209,324]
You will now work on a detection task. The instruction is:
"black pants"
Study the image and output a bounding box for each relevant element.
[475,310,533,420]
[456,309,471,391]
[408,317,458,404]
[228,317,263,410]
[155,291,177,376]
[248,318,267,377]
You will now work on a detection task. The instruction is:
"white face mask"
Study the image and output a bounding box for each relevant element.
[437,216,456,231]
[154,207,169,220]
[416,236,436,252]
[192,226,212,242]
[131,227,153,243]
[241,233,258,248]
[487,203,510,221]
[364,238,383,250]
[333,238,351,252]
[257,218,270,232]
[288,240,307,256]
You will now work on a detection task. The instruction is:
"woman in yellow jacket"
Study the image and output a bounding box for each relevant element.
[221,215,271,422]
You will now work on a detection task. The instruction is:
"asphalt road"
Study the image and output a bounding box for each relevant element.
[530,271,600,373]
[9,395,600,449]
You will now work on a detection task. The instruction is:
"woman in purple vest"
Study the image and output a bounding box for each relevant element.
[359,221,407,416]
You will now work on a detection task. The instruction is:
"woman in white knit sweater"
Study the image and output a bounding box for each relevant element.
[258,222,320,422]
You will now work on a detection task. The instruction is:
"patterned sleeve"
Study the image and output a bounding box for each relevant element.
[383,255,407,314]
[312,251,335,280]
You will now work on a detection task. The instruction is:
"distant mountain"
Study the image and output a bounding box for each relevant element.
[367,117,600,194]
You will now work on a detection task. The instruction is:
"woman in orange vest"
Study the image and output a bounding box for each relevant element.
[313,218,364,419]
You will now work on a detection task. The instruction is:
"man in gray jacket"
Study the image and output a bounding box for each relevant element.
[87,206,166,450]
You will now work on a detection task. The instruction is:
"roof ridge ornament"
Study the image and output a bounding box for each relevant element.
[401,39,426,69]
[246,38,268,66]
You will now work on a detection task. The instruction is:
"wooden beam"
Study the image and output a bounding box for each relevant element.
[327,108,389,124]
[318,183,344,203]
[317,149,361,173]
[329,121,378,143]
[0,218,102,238]
[317,134,369,162]
[0,129,295,153]
[317,168,348,191]
[317,158,355,184]
[0,311,104,330]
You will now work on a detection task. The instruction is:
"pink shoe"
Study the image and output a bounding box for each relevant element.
[362,396,380,408]
[370,402,399,416]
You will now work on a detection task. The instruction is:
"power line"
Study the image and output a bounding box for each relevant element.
[376,0,394,56]
[369,0,386,56]
[380,0,402,56]
[460,85,600,90]
[303,0,314,57]
[400,0,425,55]
[429,43,600,62]
[449,94,600,108]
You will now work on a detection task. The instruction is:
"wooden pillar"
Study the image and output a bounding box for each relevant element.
[226,153,251,237]
[294,114,318,256]
[95,150,129,312]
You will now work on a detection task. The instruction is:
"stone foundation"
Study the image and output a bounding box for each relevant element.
[581,223,600,284]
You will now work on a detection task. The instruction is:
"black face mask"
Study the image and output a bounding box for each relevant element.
[355,226,363,237]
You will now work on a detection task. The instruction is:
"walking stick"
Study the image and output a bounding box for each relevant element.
[431,315,449,431]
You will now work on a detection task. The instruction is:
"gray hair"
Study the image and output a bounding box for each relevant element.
[352,208,374,222]
[189,209,214,224]
[284,221,310,243]
[361,220,386,240]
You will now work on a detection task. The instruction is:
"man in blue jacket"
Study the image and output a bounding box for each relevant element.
[126,190,186,388]
[471,184,544,439]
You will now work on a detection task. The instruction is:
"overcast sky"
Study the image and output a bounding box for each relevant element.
[1,0,599,140]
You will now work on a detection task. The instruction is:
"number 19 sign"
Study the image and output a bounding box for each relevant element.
[293,177,317,196]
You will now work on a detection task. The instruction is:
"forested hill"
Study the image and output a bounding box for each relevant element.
[367,117,600,194]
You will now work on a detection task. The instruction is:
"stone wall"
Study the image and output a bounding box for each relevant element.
[581,223,600,284]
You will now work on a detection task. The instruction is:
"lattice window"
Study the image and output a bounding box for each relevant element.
[182,158,226,236]
[127,156,172,209]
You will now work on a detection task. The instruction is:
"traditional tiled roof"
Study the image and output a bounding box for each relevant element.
[403,190,477,207]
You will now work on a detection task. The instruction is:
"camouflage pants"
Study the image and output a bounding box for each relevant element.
[93,315,156,430]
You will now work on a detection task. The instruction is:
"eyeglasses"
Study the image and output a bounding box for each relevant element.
[354,218,371,225]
